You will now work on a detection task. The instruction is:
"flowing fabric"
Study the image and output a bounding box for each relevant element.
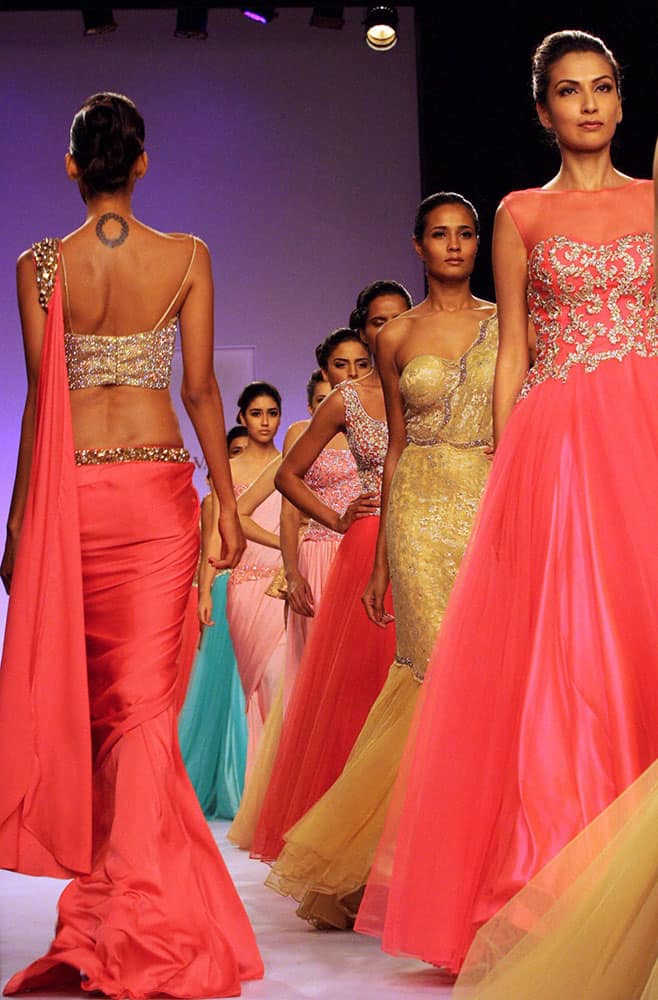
[226,489,285,772]
[356,180,658,972]
[453,758,658,1000]
[5,462,263,998]
[174,583,201,713]
[0,268,92,878]
[250,514,395,863]
[179,572,247,820]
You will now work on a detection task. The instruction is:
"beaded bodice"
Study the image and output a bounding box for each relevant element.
[400,315,498,450]
[502,182,656,399]
[304,447,360,542]
[338,380,388,498]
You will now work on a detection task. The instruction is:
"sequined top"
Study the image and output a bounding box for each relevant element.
[502,182,657,399]
[32,235,197,391]
[304,447,361,542]
[337,380,388,501]
[388,318,498,682]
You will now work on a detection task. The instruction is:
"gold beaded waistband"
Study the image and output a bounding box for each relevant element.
[74,446,190,466]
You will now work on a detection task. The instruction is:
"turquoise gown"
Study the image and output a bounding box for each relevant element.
[179,571,248,819]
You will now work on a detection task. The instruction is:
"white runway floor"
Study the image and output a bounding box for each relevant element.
[0,821,454,1000]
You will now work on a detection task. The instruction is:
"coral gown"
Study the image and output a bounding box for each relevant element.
[227,446,360,850]
[267,318,498,927]
[0,241,262,997]
[356,180,658,973]
[250,380,395,863]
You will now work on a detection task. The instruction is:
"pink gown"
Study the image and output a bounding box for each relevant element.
[356,180,658,973]
[226,487,285,770]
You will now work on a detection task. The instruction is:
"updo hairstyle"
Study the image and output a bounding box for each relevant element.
[227,425,248,448]
[315,328,370,371]
[348,280,413,333]
[413,192,480,242]
[69,92,145,197]
[236,381,282,419]
[532,30,621,105]
[306,368,328,406]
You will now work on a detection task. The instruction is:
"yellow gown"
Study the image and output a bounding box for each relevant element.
[266,315,498,927]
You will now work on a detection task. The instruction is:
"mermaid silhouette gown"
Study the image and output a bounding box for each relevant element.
[356,180,658,974]
[267,317,498,927]
[250,380,396,863]
[0,240,262,997]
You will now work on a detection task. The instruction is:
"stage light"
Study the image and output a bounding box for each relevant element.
[241,5,278,24]
[174,7,208,39]
[310,5,344,29]
[82,8,117,36]
[364,4,398,51]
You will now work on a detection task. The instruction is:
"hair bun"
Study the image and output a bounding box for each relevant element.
[69,92,145,197]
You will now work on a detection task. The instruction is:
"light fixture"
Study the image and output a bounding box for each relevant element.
[363,4,398,51]
[82,8,117,36]
[241,5,278,24]
[174,7,208,39]
[310,5,344,29]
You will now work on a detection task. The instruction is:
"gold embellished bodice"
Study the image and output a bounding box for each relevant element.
[388,314,498,682]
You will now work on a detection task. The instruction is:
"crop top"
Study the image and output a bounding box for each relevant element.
[32,235,197,391]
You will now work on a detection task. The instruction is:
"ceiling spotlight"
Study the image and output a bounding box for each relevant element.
[241,5,278,24]
[174,7,208,39]
[364,4,398,51]
[82,8,117,36]
[310,5,344,29]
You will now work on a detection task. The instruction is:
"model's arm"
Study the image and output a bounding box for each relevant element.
[278,422,314,618]
[491,204,530,449]
[275,391,378,533]
[0,252,47,594]
[653,139,658,261]
[362,322,407,626]
[236,455,282,550]
[198,493,218,625]
[178,239,245,570]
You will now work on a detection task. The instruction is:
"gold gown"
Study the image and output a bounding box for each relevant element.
[266,315,498,927]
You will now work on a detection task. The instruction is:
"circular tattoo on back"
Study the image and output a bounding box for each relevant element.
[95,212,129,248]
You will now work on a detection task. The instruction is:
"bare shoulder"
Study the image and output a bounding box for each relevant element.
[283,419,310,451]
[377,313,414,352]
[473,298,497,316]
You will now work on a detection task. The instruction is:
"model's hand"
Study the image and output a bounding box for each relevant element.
[0,532,17,595]
[286,568,315,618]
[362,563,394,628]
[210,509,246,571]
[198,589,215,627]
[335,493,379,534]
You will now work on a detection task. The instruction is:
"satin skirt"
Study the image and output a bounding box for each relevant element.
[4,462,262,999]
[179,572,247,821]
[228,534,341,851]
[356,357,658,973]
[251,516,395,863]
[174,583,201,713]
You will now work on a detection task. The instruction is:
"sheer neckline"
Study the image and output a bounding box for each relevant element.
[399,314,495,376]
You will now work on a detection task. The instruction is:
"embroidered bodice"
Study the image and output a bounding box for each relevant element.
[400,315,498,451]
[304,447,360,542]
[32,236,196,392]
[337,380,388,499]
[502,181,656,399]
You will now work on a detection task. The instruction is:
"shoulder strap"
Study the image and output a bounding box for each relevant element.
[58,248,74,334]
[32,238,61,312]
[151,236,198,333]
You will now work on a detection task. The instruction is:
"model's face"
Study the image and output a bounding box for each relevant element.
[228,437,248,457]
[414,204,478,281]
[363,294,410,352]
[322,340,372,386]
[537,51,622,152]
[241,395,281,444]
[308,378,332,413]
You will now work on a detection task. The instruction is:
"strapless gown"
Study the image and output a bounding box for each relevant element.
[356,180,658,974]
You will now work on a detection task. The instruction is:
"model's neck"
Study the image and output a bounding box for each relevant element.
[85,193,135,221]
[550,148,621,191]
[425,277,475,312]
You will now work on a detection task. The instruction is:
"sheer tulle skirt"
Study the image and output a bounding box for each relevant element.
[179,572,247,821]
[4,463,262,999]
[251,516,395,863]
[357,357,658,973]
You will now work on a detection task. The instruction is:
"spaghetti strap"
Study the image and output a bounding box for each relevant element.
[59,246,74,334]
[151,236,197,333]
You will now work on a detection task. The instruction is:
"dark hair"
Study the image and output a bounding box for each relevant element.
[236,381,282,418]
[227,425,248,448]
[348,280,413,332]
[69,92,145,197]
[315,328,370,370]
[532,30,622,105]
[413,192,480,242]
[306,368,328,406]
